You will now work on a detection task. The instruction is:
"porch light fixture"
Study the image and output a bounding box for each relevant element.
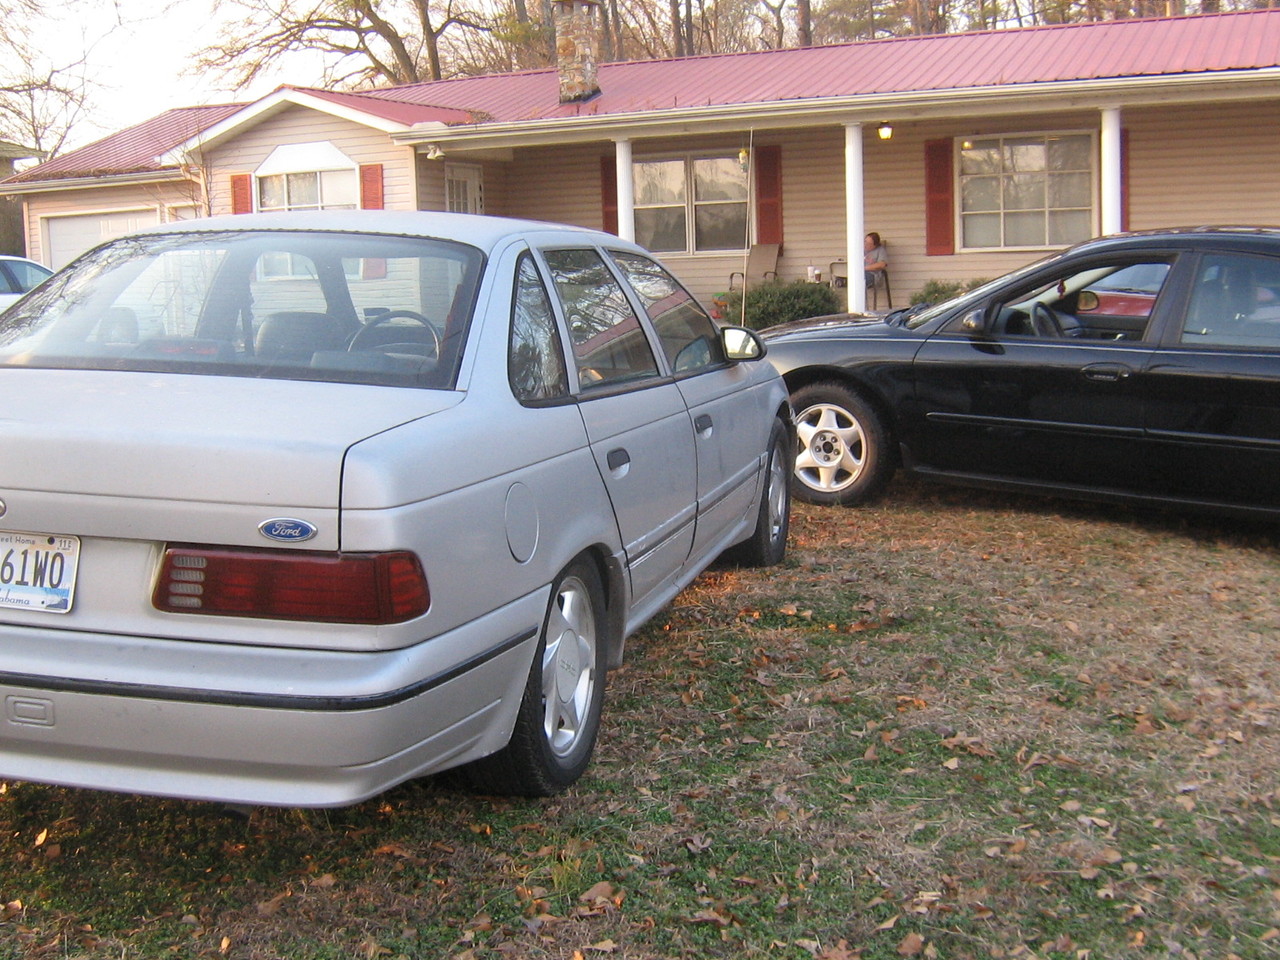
[877,122,893,141]
[738,147,750,171]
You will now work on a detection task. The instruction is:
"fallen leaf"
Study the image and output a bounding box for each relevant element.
[942,757,960,771]
[579,881,616,903]
[898,932,926,956]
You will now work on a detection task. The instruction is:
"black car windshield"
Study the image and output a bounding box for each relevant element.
[0,230,484,389]
[903,251,1064,329]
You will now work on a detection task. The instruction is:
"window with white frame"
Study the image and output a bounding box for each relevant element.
[254,142,359,214]
[445,164,484,214]
[634,156,749,255]
[959,133,1094,250]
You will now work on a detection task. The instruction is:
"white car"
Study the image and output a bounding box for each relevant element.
[0,212,791,807]
[0,254,51,309]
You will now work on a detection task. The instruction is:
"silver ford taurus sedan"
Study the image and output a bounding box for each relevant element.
[0,212,791,807]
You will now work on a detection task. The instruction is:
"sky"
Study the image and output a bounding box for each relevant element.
[31,0,332,150]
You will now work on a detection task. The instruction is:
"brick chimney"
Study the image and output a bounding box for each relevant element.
[554,0,601,103]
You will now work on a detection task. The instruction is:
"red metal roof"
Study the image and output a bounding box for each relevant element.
[11,9,1279,184]
[366,9,1280,122]
[6,103,245,183]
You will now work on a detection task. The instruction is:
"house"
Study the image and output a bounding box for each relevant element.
[2,4,1278,311]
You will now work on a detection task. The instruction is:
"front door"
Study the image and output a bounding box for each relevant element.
[911,255,1174,492]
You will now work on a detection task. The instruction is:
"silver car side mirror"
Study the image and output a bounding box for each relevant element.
[721,325,766,361]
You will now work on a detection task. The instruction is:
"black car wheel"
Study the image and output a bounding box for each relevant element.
[791,382,891,506]
[724,417,791,566]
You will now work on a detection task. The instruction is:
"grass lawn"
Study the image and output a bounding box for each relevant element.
[3,479,1279,959]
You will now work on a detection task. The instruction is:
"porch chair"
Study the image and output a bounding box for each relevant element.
[728,243,780,289]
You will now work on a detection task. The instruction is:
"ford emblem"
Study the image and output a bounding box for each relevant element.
[258,518,318,543]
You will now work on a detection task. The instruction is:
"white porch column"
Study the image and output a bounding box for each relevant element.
[1100,107,1123,236]
[845,123,867,314]
[614,138,635,242]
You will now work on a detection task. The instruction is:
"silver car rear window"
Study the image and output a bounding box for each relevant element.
[0,230,483,389]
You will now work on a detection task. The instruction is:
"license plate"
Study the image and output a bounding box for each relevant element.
[0,530,80,613]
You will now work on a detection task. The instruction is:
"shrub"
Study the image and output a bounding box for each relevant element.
[716,280,841,331]
[909,277,990,306]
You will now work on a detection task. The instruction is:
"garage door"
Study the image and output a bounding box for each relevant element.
[46,210,159,269]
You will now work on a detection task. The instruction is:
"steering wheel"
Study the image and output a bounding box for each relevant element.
[348,310,441,358]
[1030,302,1066,338]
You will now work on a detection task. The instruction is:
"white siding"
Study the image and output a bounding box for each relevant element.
[204,106,417,213]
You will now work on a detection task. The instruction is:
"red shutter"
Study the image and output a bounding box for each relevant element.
[360,164,384,210]
[923,139,955,257]
[230,174,253,215]
[754,145,783,247]
[1120,129,1130,233]
[600,155,618,235]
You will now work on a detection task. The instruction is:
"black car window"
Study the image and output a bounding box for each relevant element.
[509,253,568,403]
[987,259,1172,341]
[607,251,725,374]
[1181,253,1280,349]
[543,248,660,389]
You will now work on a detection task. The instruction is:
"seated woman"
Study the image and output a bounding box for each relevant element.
[864,232,888,289]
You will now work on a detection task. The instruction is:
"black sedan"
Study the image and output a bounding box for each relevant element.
[762,227,1280,519]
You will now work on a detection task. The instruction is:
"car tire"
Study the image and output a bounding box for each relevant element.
[791,381,892,506]
[724,417,791,566]
[456,557,606,796]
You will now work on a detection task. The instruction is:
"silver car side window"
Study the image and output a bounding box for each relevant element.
[509,253,569,403]
[543,248,660,389]
[607,251,725,373]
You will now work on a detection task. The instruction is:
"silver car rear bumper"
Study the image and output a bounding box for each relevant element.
[0,588,547,807]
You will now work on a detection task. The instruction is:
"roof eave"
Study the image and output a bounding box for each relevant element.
[391,68,1280,150]
[0,168,192,196]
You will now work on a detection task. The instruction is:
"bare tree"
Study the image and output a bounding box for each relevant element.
[200,0,490,87]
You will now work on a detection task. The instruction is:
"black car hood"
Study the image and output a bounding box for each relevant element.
[761,312,902,342]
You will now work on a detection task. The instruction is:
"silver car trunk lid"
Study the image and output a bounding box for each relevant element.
[0,369,460,551]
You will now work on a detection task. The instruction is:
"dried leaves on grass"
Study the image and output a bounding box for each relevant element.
[3,480,1280,960]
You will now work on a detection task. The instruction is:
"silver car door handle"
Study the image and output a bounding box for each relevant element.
[694,414,713,434]
[1082,363,1133,382]
[607,448,630,471]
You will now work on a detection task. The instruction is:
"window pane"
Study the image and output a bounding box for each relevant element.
[635,207,687,253]
[286,172,320,208]
[1003,174,1046,211]
[610,251,722,373]
[962,176,1000,212]
[320,169,358,208]
[1006,211,1046,247]
[635,161,685,205]
[543,248,659,388]
[693,157,747,202]
[1047,210,1091,245]
[259,175,285,210]
[509,254,568,402]
[960,141,1000,175]
[962,213,1001,248]
[1048,135,1092,171]
[1049,172,1091,208]
[1003,139,1046,173]
[694,202,748,252]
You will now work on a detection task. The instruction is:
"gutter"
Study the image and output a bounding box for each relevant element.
[0,168,193,197]
[390,68,1280,150]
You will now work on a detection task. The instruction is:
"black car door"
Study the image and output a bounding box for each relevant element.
[908,254,1176,493]
[1141,250,1280,513]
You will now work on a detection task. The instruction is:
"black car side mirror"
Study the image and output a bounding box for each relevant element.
[721,325,766,361]
[960,307,992,337]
